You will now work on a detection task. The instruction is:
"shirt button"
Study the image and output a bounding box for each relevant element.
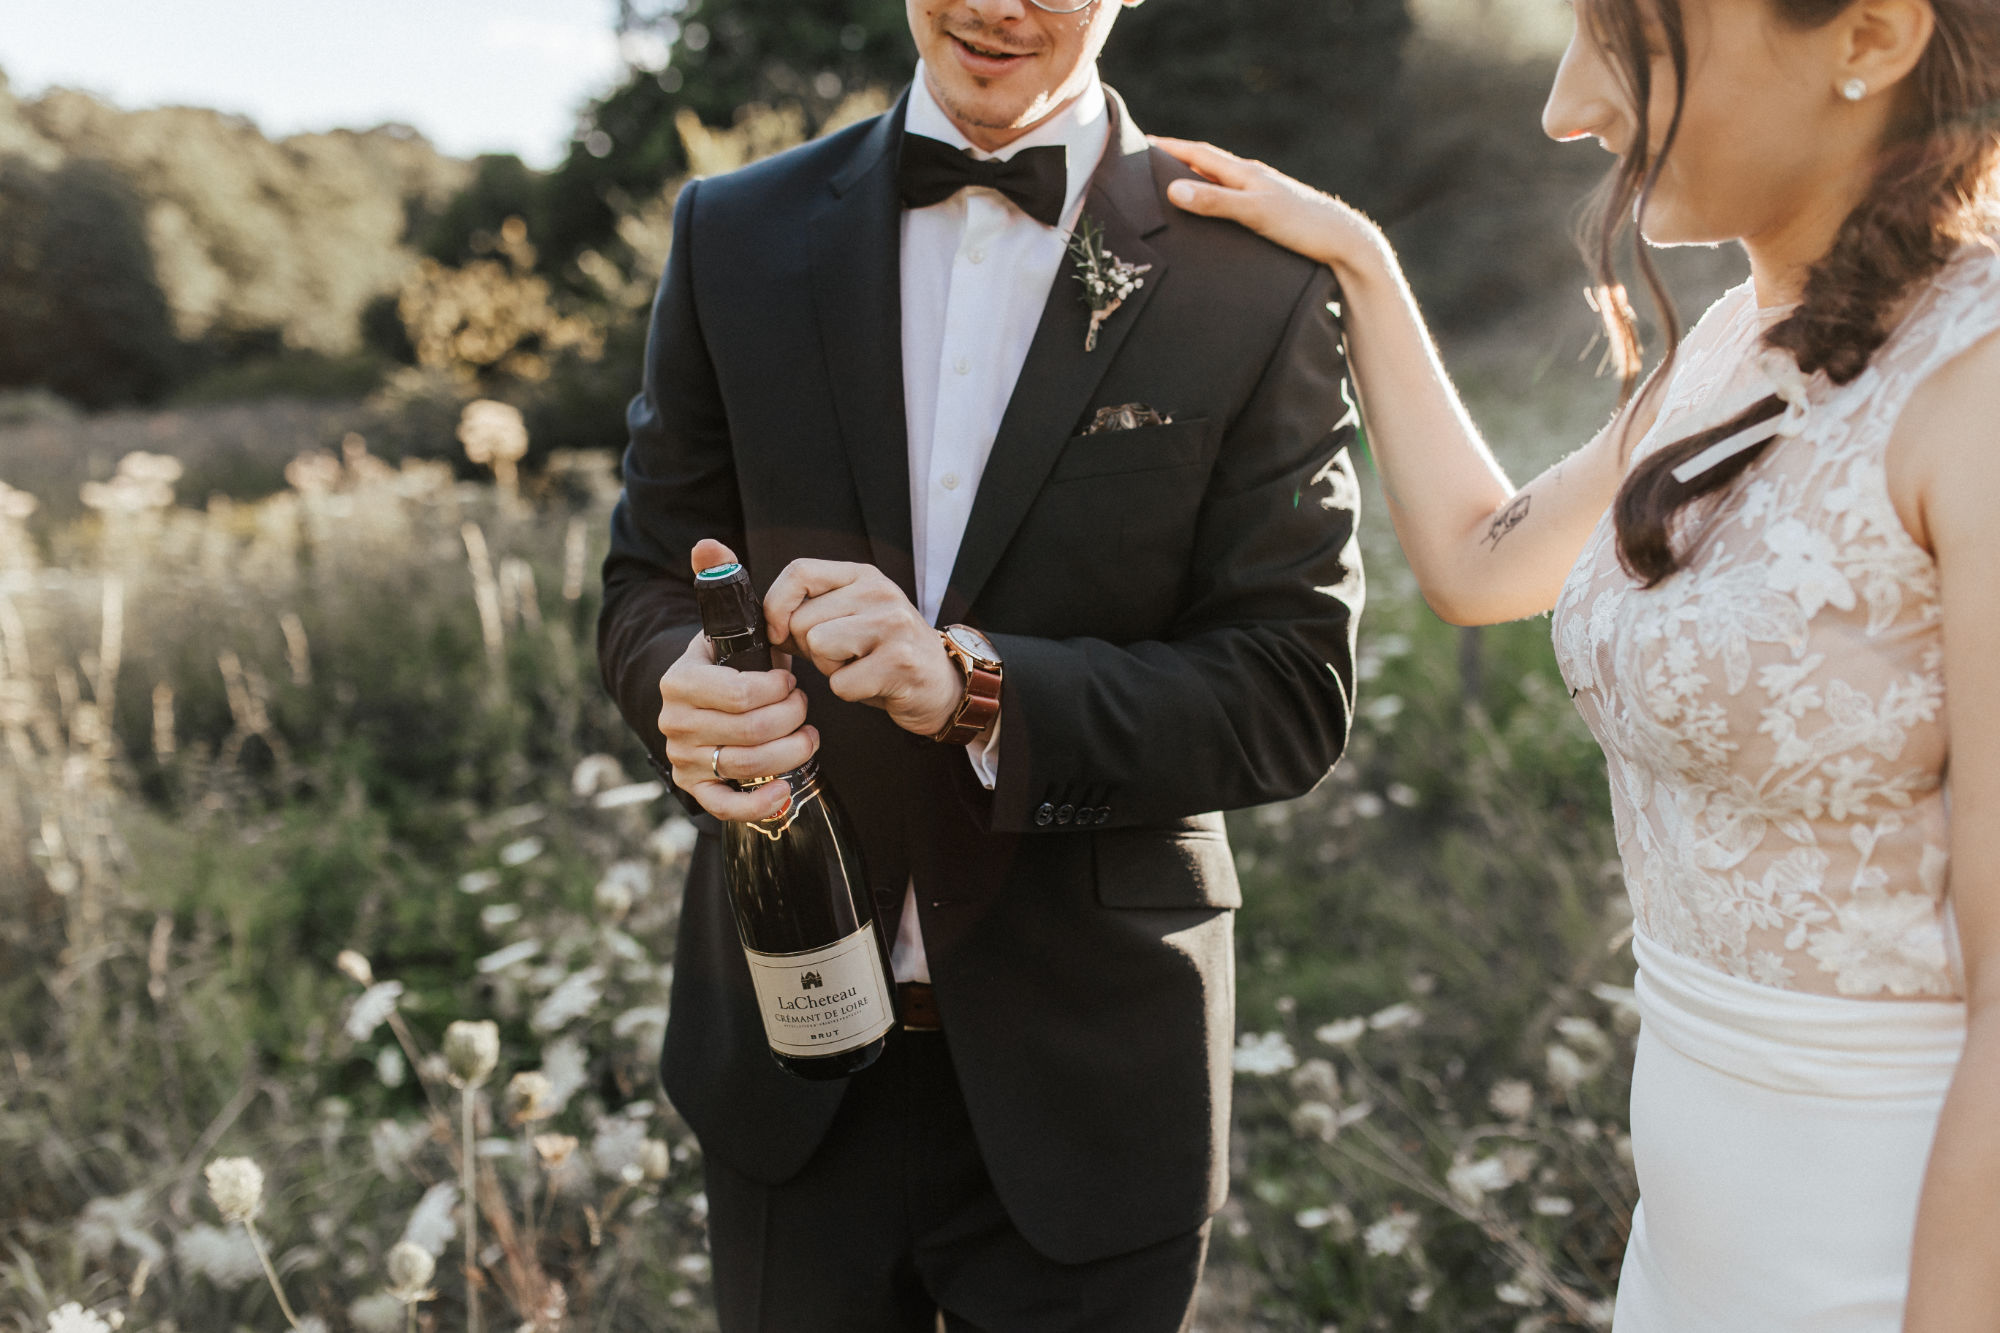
[940,473,961,491]
[968,248,987,264]
[954,356,972,376]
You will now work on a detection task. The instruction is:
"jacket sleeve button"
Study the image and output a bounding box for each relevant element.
[1035,803,1055,826]
[1055,804,1075,825]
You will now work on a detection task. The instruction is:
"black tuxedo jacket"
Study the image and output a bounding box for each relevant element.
[599,87,1362,1264]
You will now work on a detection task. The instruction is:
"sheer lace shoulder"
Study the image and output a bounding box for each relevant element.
[1553,243,2000,998]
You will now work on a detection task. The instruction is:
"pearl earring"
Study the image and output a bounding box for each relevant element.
[1841,77,1868,102]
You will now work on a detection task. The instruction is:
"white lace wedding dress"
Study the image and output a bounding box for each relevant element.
[1551,240,2000,1329]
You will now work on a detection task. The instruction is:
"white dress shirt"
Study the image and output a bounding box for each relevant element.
[888,64,1111,983]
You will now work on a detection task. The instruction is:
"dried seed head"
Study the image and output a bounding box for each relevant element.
[639,1139,672,1182]
[204,1157,264,1223]
[336,950,374,986]
[443,1020,500,1089]
[504,1070,555,1125]
[385,1240,436,1302]
[533,1133,579,1169]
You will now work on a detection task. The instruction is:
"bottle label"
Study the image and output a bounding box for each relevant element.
[743,924,896,1058]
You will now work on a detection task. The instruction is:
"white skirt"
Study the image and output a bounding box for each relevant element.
[1613,931,1965,1332]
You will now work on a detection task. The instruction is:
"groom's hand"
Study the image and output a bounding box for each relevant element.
[655,539,815,823]
[764,560,962,739]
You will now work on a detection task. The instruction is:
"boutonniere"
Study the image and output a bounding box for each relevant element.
[1067,216,1151,353]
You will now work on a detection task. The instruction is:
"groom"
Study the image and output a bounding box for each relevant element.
[599,0,1362,1326]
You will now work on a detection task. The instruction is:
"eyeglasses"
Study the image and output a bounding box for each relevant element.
[1024,0,1099,12]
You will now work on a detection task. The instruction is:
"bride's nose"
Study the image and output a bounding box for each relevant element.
[1543,26,1623,147]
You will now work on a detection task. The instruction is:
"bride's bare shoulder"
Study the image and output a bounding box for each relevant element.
[1887,321,2000,556]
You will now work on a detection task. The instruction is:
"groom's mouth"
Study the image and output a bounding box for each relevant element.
[948,31,1036,77]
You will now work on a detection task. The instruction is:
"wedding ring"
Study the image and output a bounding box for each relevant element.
[711,745,726,781]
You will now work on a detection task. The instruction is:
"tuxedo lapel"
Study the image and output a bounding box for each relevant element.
[809,92,919,602]
[940,90,1169,625]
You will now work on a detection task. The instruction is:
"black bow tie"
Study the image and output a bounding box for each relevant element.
[897,134,1069,229]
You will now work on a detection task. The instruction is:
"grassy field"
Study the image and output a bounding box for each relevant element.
[0,253,1750,1330]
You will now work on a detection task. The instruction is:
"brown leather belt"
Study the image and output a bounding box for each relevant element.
[898,982,941,1032]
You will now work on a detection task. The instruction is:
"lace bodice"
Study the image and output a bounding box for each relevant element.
[1554,243,2000,999]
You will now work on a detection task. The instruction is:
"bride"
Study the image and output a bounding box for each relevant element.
[1158,0,2000,1325]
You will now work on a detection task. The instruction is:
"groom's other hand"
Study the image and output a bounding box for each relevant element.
[765,559,962,739]
[655,539,816,823]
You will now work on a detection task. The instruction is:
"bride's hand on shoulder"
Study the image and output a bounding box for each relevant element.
[1152,137,1393,283]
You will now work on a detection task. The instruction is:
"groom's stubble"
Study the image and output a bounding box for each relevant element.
[907,0,1140,152]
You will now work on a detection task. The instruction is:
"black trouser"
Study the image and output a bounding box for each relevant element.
[702,1029,1210,1333]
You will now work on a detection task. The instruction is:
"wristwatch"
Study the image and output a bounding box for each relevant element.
[932,625,1004,746]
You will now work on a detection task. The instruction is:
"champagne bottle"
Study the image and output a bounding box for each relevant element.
[694,561,896,1079]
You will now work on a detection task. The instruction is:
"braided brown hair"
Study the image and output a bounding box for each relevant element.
[1580,0,2000,587]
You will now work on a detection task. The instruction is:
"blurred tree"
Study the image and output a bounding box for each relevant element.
[1101,0,1414,207]
[543,0,912,271]
[421,153,549,267]
[0,157,181,407]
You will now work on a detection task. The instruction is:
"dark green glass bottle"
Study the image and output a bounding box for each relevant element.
[695,561,894,1079]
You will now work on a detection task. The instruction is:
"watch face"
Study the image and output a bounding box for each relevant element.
[946,625,999,668]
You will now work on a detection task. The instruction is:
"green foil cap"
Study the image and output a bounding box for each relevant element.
[695,562,762,643]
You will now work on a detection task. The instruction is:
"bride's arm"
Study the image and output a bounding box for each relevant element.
[1900,334,2000,1331]
[1156,138,1653,626]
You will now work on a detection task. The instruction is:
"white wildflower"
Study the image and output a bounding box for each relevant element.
[1314,1017,1366,1047]
[1407,1283,1435,1313]
[594,781,665,809]
[344,981,404,1041]
[174,1222,262,1288]
[46,1303,111,1333]
[1489,1078,1535,1121]
[1546,1044,1589,1092]
[1447,1155,1513,1205]
[614,1004,669,1039]
[399,1182,460,1256]
[593,1116,647,1181]
[533,966,607,1032]
[443,1020,500,1088]
[458,869,500,895]
[539,1034,590,1113]
[1532,1196,1575,1217]
[1294,1206,1336,1230]
[480,903,523,929]
[1289,1057,1341,1104]
[1351,792,1386,819]
[348,1293,405,1333]
[1565,1117,1601,1142]
[498,836,544,867]
[595,875,635,921]
[1232,1031,1297,1076]
[1386,782,1420,808]
[649,816,699,860]
[1362,1211,1419,1258]
[1587,1298,1616,1328]
[1290,1101,1340,1143]
[1336,1101,1376,1129]
[376,1045,407,1088]
[570,753,626,798]
[75,1189,165,1266]
[370,1119,428,1178]
[1615,1134,1635,1166]
[1362,694,1404,726]
[1368,1002,1423,1032]
[640,1139,672,1181]
[676,1253,711,1279]
[1590,983,1641,1035]
[477,939,540,973]
[203,1157,263,1223]
[1497,1272,1543,1306]
[1555,1016,1613,1061]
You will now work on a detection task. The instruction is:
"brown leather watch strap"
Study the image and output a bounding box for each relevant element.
[932,663,1000,745]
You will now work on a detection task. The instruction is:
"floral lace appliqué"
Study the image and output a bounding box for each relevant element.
[1553,246,2000,999]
